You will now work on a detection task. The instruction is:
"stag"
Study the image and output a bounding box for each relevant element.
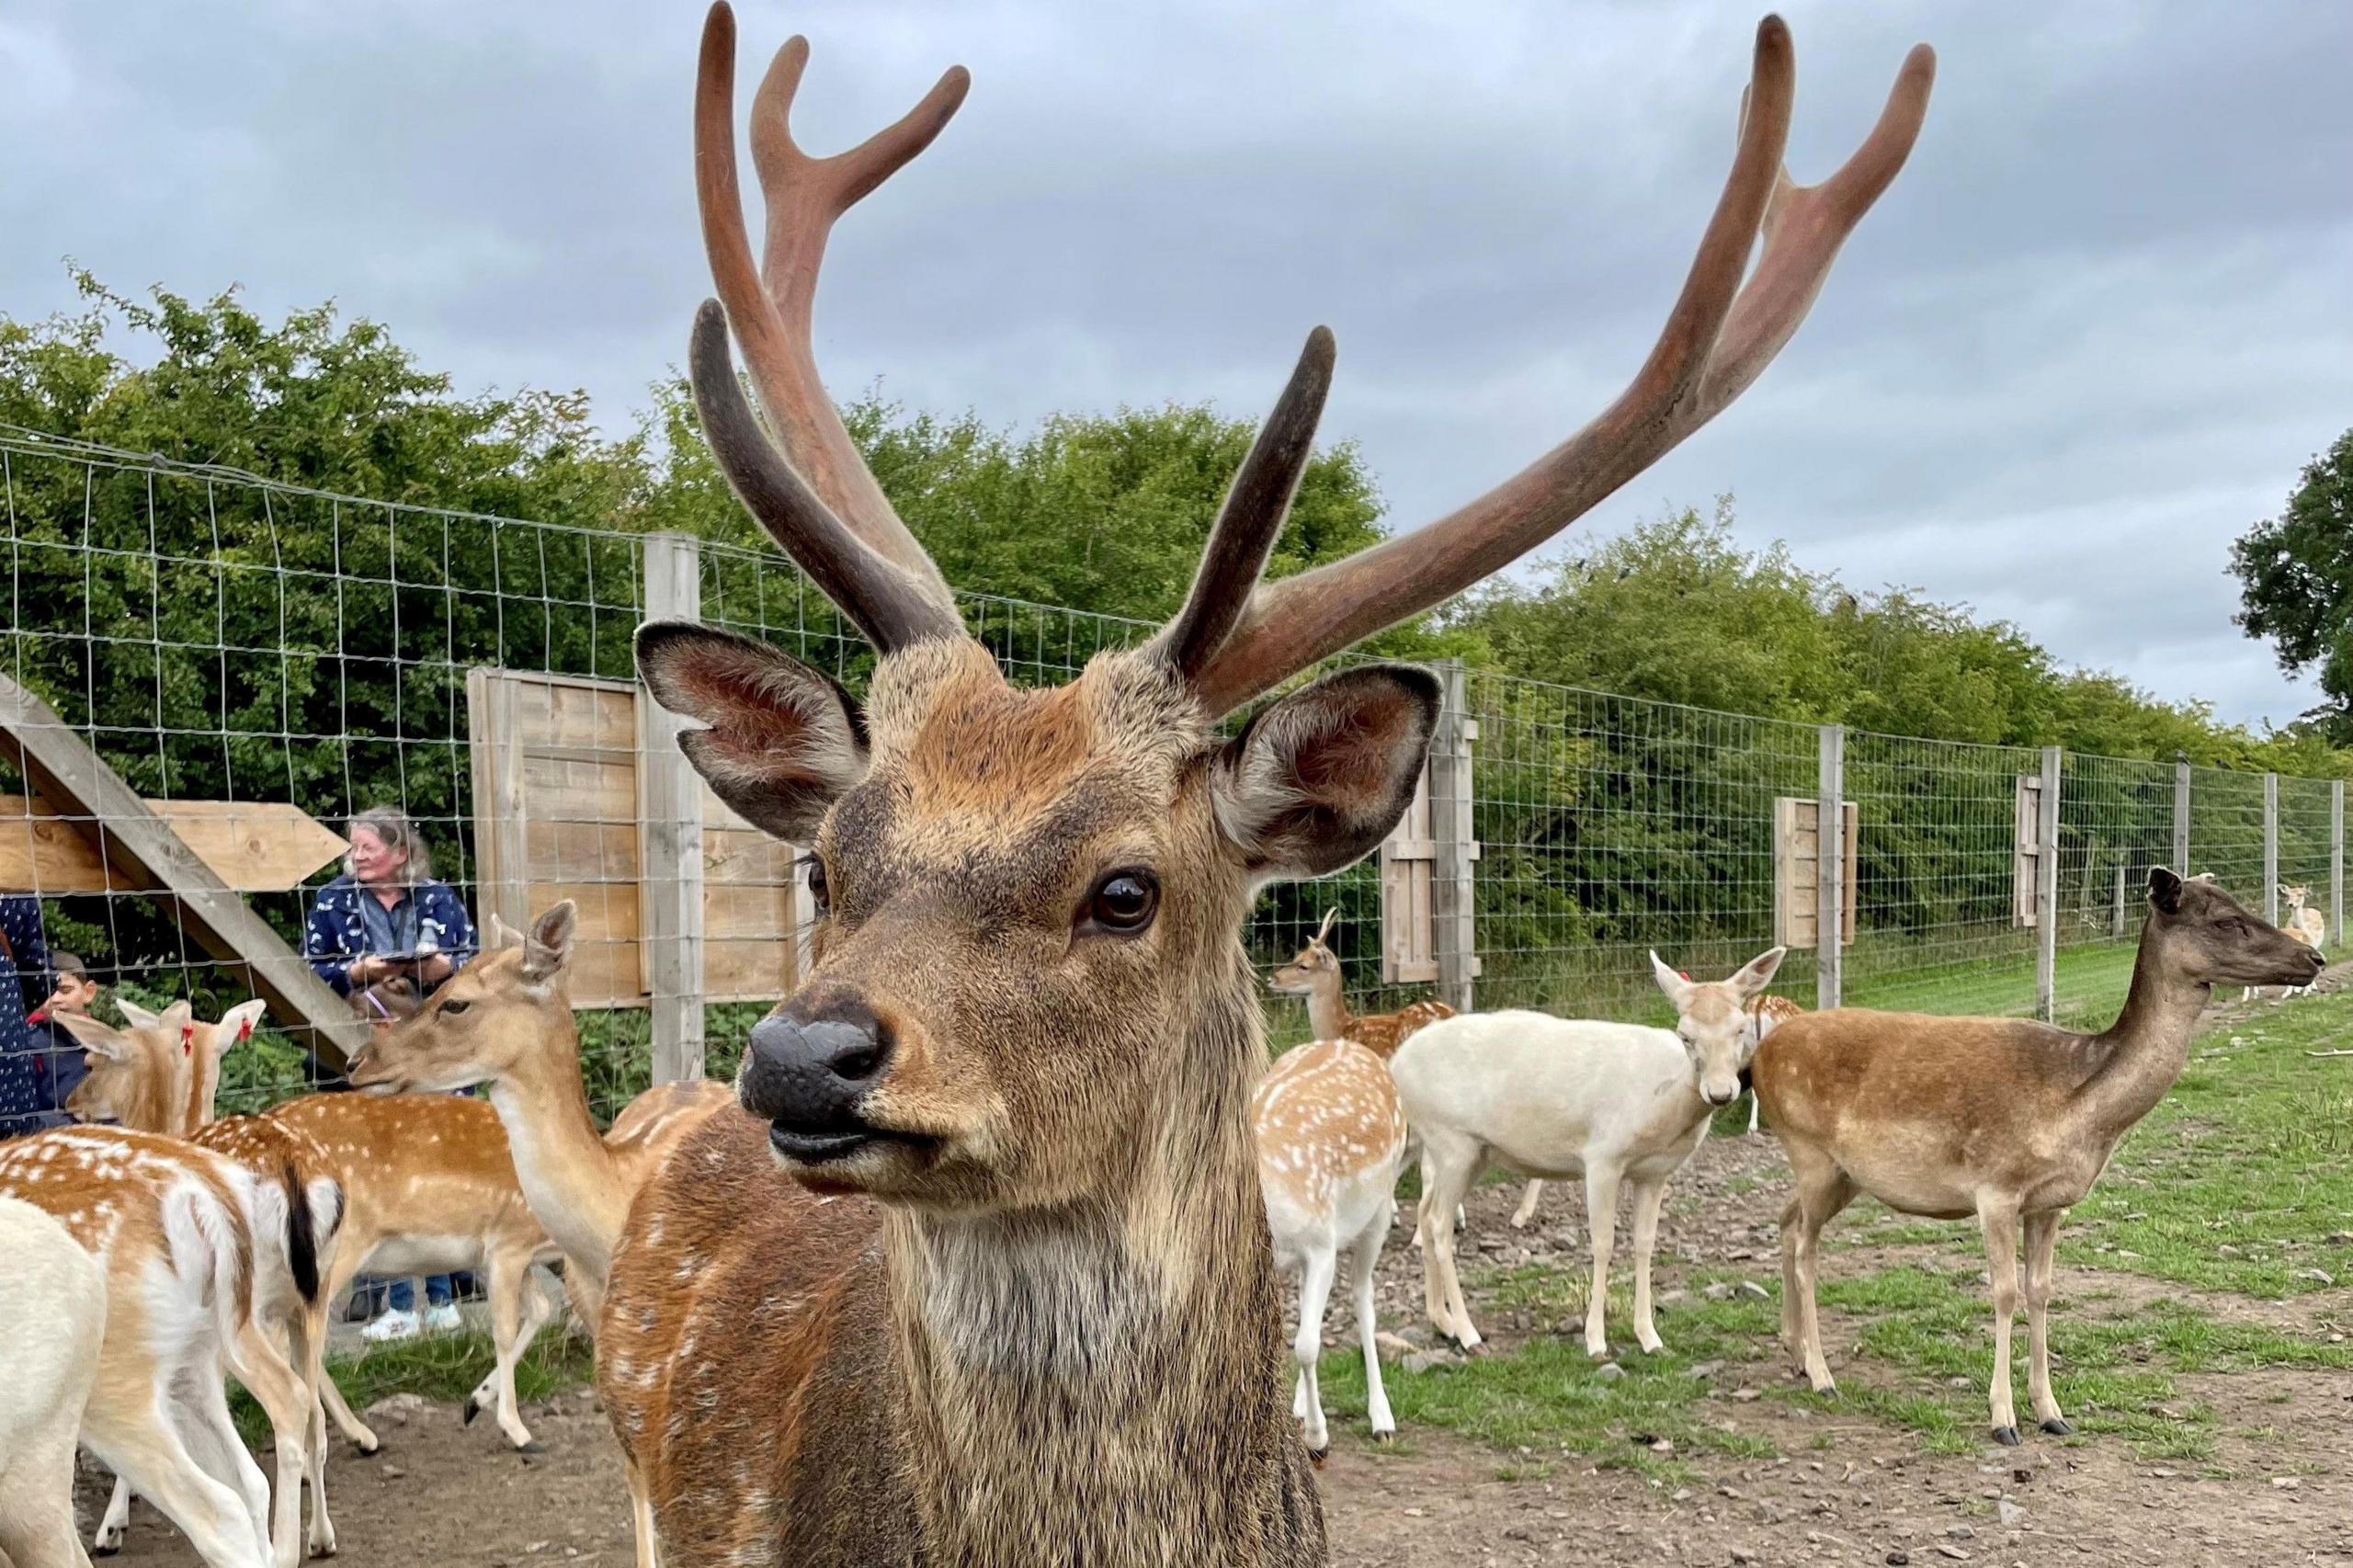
[591,6,1931,1562]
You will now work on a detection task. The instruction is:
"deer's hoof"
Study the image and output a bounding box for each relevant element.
[2040,1417,2075,1437]
[351,1437,381,1457]
[517,1439,547,1456]
[1373,1429,1396,1445]
[1992,1425,2021,1448]
[93,1544,119,1560]
[1308,1446,1329,1470]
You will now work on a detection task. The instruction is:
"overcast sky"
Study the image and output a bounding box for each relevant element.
[5,1,2347,728]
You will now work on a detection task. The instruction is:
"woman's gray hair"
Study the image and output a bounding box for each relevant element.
[345,805,434,884]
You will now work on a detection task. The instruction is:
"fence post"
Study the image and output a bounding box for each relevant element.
[2172,757,2190,875]
[2263,772,2279,926]
[2334,780,2346,957]
[2036,746,2060,1021]
[1815,723,1844,1010]
[638,532,706,1084]
[1429,659,1479,1015]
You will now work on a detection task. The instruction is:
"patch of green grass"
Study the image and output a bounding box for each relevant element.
[231,1328,596,1447]
[1313,1283,1784,1485]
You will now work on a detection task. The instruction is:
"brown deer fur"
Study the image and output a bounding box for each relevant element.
[607,6,1931,1562]
[1753,869,2323,1443]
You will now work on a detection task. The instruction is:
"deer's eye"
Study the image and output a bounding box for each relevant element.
[1082,870,1160,936]
[806,856,831,915]
[438,1000,471,1017]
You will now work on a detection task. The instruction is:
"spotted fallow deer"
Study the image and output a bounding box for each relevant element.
[0,1193,105,1568]
[62,1000,564,1461]
[1267,910,1455,1057]
[344,902,734,1568]
[600,6,1929,1561]
[60,1003,349,1559]
[1754,868,2323,1446]
[1509,988,1802,1230]
[0,1126,317,1568]
[1251,1037,1408,1460]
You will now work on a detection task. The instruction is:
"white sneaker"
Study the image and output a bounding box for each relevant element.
[360,1308,420,1344]
[423,1302,463,1335]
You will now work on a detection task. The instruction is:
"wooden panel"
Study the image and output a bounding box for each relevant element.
[1380,766,1438,983]
[468,666,805,1011]
[0,796,345,893]
[0,673,368,1065]
[1774,796,1858,949]
[2014,774,2042,928]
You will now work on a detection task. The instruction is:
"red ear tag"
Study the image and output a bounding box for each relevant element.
[182,1025,196,1057]
[236,1019,253,1042]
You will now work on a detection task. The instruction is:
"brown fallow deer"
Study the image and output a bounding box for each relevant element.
[588,7,1933,1561]
[1507,988,1803,1230]
[62,1002,349,1559]
[1755,868,2323,1446]
[64,1000,566,1462]
[0,1124,317,1568]
[1250,1037,1409,1460]
[345,903,735,1568]
[1266,910,1456,1057]
[0,1193,106,1568]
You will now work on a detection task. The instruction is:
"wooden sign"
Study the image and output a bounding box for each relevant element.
[1773,796,1859,949]
[0,797,347,894]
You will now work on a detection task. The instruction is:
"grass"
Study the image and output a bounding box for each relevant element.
[231,1328,597,1447]
[1311,985,2353,1471]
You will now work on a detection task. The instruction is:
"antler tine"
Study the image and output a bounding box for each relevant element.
[1315,908,1339,945]
[1148,327,1337,680]
[688,301,964,652]
[695,2,968,606]
[1188,17,1933,716]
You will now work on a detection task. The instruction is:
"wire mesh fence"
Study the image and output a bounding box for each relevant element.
[0,426,2342,1133]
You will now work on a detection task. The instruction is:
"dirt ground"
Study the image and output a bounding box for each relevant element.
[82,1118,2353,1567]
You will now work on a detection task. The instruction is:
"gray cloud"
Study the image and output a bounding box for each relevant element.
[5,0,2347,727]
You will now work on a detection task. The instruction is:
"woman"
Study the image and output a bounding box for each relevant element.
[304,806,478,1341]
[0,897,57,1139]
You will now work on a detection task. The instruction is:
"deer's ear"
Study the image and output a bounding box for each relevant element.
[115,998,161,1031]
[1650,950,1695,1009]
[1211,665,1439,882]
[213,1000,267,1055]
[56,1010,133,1062]
[2150,866,2185,915]
[1730,946,1787,996]
[522,901,576,983]
[636,623,869,843]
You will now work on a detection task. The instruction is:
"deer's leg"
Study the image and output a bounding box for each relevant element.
[175,1360,273,1564]
[1582,1164,1624,1358]
[311,1254,379,1456]
[2023,1209,2071,1436]
[1978,1198,2023,1445]
[222,1324,313,1568]
[1782,1151,1855,1394]
[1292,1243,1337,1462]
[1348,1211,1396,1443]
[467,1263,555,1428]
[0,1419,93,1568]
[1746,1090,1762,1135]
[1416,1132,1483,1351]
[82,1391,269,1568]
[481,1244,541,1452]
[286,1307,335,1558]
[1508,1179,1545,1230]
[95,1474,132,1555]
[1629,1176,1670,1355]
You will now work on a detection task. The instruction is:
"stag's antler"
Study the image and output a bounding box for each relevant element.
[1187,17,1936,713]
[693,2,970,643]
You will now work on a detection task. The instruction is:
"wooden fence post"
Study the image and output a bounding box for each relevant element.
[2263,772,2279,926]
[1429,660,1480,1015]
[1815,723,1844,1010]
[2036,746,2060,1021]
[2172,757,2190,876]
[637,532,706,1083]
[2333,780,2346,957]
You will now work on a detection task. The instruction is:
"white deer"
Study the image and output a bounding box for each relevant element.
[1392,947,1786,1357]
[2278,883,2326,995]
[0,1194,106,1568]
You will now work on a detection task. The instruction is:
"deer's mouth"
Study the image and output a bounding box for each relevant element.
[767,1116,938,1170]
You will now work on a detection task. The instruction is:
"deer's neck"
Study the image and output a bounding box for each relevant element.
[2071,929,2207,1140]
[881,963,1321,1562]
[483,1023,630,1288]
[1304,971,1354,1042]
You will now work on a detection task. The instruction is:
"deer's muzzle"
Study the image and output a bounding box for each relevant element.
[742,1002,894,1164]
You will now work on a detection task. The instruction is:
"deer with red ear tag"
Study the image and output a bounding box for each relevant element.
[601,5,1933,1561]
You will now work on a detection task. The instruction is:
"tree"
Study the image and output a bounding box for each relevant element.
[2233,429,2353,743]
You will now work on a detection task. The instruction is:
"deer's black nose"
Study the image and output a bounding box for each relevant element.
[741,999,893,1163]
